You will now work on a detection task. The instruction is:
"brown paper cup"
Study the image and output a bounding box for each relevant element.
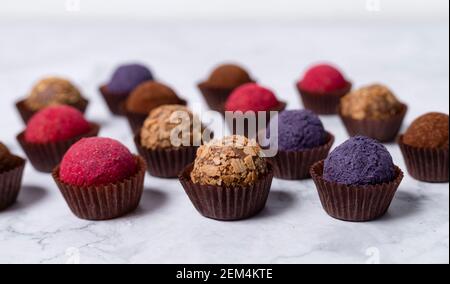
[15,98,89,124]
[52,156,146,220]
[270,132,335,180]
[398,135,449,183]
[198,82,255,113]
[179,163,274,221]
[339,104,408,143]
[310,160,403,222]
[297,82,352,115]
[134,133,198,178]
[0,156,26,211]
[99,85,129,116]
[17,123,100,173]
[225,102,287,139]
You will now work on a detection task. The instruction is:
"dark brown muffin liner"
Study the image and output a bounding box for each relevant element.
[310,160,403,222]
[52,155,146,220]
[198,81,255,113]
[15,98,89,124]
[99,85,129,116]
[179,163,274,221]
[134,132,198,178]
[123,99,188,135]
[270,132,335,180]
[339,103,408,143]
[0,155,26,211]
[225,101,287,139]
[297,82,352,115]
[398,135,449,183]
[17,123,100,173]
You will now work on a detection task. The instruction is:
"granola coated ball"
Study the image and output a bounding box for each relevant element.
[140,105,202,150]
[190,135,267,187]
[25,77,83,111]
[340,84,403,120]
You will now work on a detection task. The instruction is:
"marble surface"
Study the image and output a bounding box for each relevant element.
[0,20,448,264]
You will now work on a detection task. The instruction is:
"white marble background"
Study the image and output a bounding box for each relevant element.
[0,20,448,264]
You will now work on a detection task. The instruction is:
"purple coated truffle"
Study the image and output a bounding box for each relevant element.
[323,136,395,185]
[269,109,327,151]
[106,63,153,94]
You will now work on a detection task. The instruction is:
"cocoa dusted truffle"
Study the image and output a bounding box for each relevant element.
[0,143,14,172]
[340,84,403,120]
[206,64,253,89]
[140,105,202,150]
[125,81,185,115]
[324,136,396,185]
[106,63,153,94]
[190,135,267,187]
[24,105,91,144]
[25,77,84,111]
[0,142,26,210]
[403,112,449,148]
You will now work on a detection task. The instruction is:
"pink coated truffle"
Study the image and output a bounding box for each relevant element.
[225,83,279,112]
[298,64,348,94]
[59,137,137,186]
[25,105,91,143]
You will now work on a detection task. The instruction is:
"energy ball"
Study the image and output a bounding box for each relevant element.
[225,83,280,112]
[125,81,184,115]
[206,64,253,89]
[269,110,327,151]
[190,135,267,187]
[298,64,349,94]
[24,105,91,144]
[141,105,202,150]
[106,63,153,94]
[60,137,137,186]
[25,77,83,111]
[340,84,403,120]
[324,136,395,185]
[403,112,449,148]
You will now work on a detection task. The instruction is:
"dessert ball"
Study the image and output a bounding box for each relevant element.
[269,110,327,151]
[324,136,395,185]
[206,64,252,89]
[225,83,280,112]
[403,112,449,148]
[60,137,137,186]
[24,105,91,143]
[141,105,202,150]
[0,143,14,172]
[25,77,83,111]
[298,64,349,94]
[340,84,403,120]
[125,81,184,115]
[106,63,153,94]
[191,135,267,187]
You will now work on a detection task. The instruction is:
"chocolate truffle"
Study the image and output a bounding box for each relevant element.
[125,81,184,115]
[324,136,395,185]
[298,64,349,94]
[24,105,91,144]
[141,105,202,150]
[403,112,449,148]
[340,84,403,120]
[206,64,252,89]
[25,77,83,111]
[190,135,267,187]
[269,110,327,151]
[0,143,14,172]
[60,137,137,186]
[106,63,153,94]
[225,83,280,112]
